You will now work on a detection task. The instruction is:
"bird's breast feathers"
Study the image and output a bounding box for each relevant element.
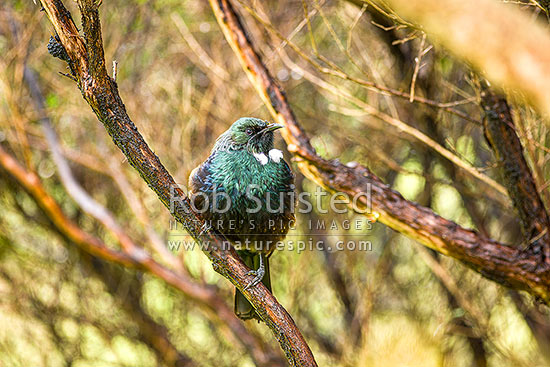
[189,148,293,198]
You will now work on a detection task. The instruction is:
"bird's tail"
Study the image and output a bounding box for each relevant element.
[234,251,271,321]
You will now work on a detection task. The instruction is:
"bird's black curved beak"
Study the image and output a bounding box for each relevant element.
[264,123,284,132]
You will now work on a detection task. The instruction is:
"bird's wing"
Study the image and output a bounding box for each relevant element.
[188,159,216,215]
[281,158,294,184]
[280,157,296,223]
[188,157,213,194]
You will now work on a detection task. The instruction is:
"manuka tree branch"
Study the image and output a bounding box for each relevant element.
[480,86,550,262]
[35,0,316,365]
[210,0,550,303]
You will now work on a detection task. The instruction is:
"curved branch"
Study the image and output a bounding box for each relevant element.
[210,0,550,303]
[36,0,316,365]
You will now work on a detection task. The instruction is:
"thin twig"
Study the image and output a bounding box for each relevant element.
[409,33,428,102]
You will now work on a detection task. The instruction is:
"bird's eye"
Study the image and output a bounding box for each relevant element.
[245,128,253,135]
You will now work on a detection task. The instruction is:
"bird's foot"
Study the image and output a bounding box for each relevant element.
[199,222,212,236]
[244,255,265,290]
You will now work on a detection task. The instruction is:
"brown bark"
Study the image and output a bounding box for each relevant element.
[480,86,550,262]
[210,0,550,303]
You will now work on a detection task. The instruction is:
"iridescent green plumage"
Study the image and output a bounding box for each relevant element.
[188,117,295,320]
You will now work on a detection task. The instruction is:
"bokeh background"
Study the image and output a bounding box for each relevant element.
[1,0,550,366]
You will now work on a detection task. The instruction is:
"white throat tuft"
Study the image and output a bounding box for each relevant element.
[268,149,284,163]
[253,152,269,165]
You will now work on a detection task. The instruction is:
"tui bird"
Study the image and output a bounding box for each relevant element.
[188,117,295,320]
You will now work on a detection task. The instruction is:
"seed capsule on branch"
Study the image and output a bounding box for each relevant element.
[47,35,69,62]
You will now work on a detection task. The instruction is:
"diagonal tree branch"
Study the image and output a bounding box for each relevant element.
[480,85,550,262]
[35,0,317,365]
[209,0,550,303]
